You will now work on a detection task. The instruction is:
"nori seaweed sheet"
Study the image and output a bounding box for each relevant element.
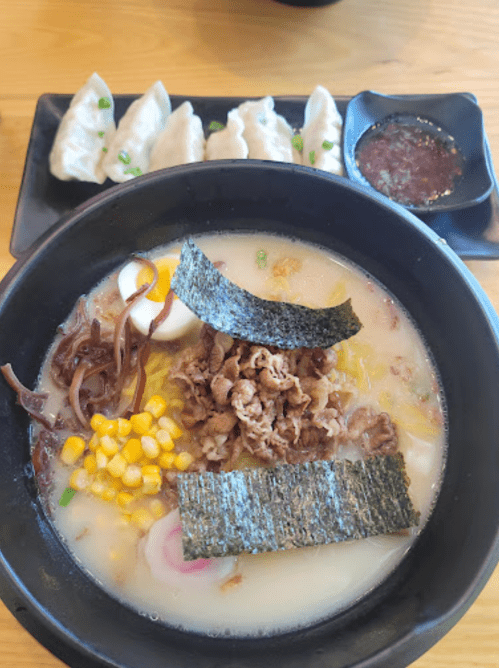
[171,239,362,349]
[178,454,419,560]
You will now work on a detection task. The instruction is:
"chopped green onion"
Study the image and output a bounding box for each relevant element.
[118,151,131,165]
[59,488,76,507]
[256,249,267,269]
[124,166,143,177]
[322,140,334,151]
[309,150,316,165]
[209,121,225,131]
[98,97,111,109]
[291,135,304,152]
[102,147,108,153]
[98,131,105,138]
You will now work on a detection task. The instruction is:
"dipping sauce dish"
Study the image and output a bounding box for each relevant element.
[343,91,494,214]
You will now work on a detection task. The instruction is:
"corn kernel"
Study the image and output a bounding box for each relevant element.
[102,487,117,502]
[61,436,86,465]
[149,499,166,519]
[88,433,100,452]
[95,469,110,484]
[116,491,134,508]
[90,480,107,497]
[107,453,127,478]
[158,416,183,440]
[117,417,132,437]
[142,471,162,495]
[96,419,118,437]
[100,435,119,457]
[144,395,167,419]
[141,435,160,459]
[122,438,143,464]
[145,424,159,437]
[174,451,194,471]
[156,429,174,451]
[95,448,109,470]
[141,464,161,475]
[130,412,153,435]
[122,465,142,488]
[110,476,124,492]
[83,453,97,475]
[90,413,106,431]
[130,508,155,531]
[158,451,176,469]
[69,467,91,491]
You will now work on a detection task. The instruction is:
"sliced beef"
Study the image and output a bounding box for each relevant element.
[346,407,398,456]
[170,325,399,470]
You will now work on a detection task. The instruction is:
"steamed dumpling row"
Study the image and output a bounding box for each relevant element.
[49,73,116,184]
[149,101,205,172]
[49,75,343,185]
[301,85,343,174]
[102,81,171,183]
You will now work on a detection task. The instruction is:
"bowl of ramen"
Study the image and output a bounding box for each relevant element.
[0,161,498,668]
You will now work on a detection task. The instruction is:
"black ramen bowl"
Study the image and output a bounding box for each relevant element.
[343,90,495,215]
[0,161,499,668]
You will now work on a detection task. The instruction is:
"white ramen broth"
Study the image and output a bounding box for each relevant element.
[33,232,446,636]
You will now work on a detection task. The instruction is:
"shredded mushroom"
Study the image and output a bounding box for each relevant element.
[0,363,52,429]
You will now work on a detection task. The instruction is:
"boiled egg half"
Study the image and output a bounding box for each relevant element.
[117,255,200,340]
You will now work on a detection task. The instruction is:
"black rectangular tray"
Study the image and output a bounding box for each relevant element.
[11,93,499,259]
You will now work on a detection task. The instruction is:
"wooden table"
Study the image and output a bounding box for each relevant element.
[1,0,499,665]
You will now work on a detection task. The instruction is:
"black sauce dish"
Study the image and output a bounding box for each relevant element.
[343,90,495,215]
[1,161,499,668]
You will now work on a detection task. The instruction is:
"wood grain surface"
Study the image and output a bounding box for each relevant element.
[1,0,499,666]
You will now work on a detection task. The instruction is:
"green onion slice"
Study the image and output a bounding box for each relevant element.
[59,488,76,507]
[98,97,111,109]
[118,151,131,165]
[256,249,267,269]
[292,135,304,152]
[124,167,143,177]
[209,121,225,131]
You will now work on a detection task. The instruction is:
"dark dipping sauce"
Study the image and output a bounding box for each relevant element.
[356,118,464,207]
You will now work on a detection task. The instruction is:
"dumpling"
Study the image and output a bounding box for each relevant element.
[102,81,171,182]
[301,85,343,175]
[205,108,248,160]
[237,97,299,163]
[148,101,205,172]
[49,72,116,184]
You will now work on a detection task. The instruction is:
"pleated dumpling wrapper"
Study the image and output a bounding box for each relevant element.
[301,85,343,175]
[205,108,249,160]
[102,81,171,182]
[148,101,205,172]
[237,97,300,163]
[49,73,116,184]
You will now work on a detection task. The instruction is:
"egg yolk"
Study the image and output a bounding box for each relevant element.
[136,257,180,303]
